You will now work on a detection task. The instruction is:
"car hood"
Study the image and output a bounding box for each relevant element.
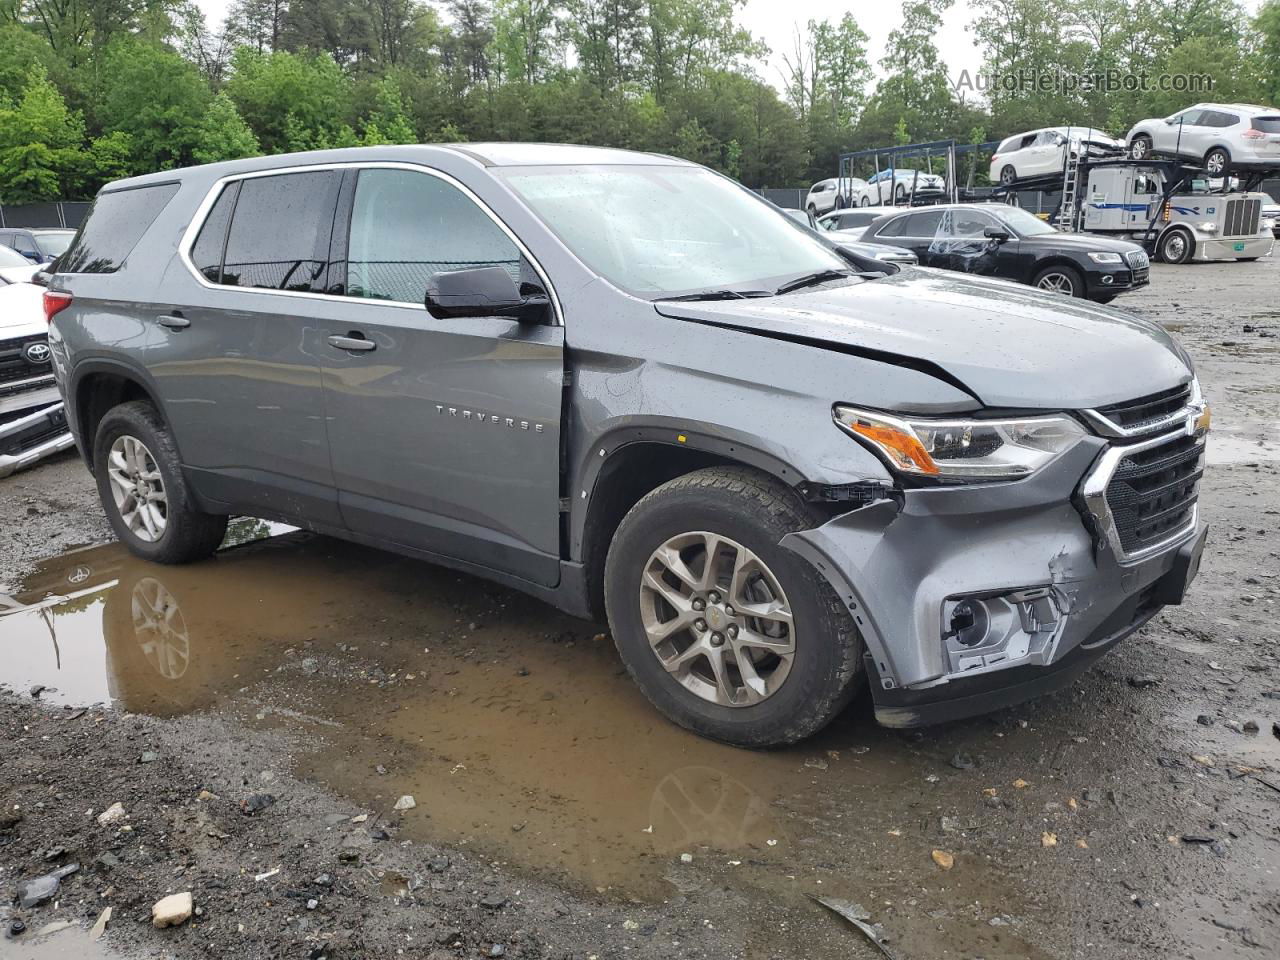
[0,282,47,334]
[1017,232,1146,255]
[654,269,1190,409]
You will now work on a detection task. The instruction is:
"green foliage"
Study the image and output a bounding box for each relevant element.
[0,0,1274,203]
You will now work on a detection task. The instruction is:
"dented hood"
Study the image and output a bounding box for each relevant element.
[655,269,1192,410]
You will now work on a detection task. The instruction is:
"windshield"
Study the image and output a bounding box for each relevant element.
[498,165,848,297]
[993,206,1058,237]
[34,232,73,257]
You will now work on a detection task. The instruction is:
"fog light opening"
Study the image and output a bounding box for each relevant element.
[1101,275,1114,285]
[947,599,991,647]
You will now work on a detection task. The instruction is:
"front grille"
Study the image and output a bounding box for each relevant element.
[0,334,53,389]
[1096,383,1191,431]
[1126,250,1149,269]
[1223,197,1261,237]
[1104,433,1203,554]
[1131,266,1149,284]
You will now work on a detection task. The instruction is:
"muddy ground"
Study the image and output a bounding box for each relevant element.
[2,255,1279,960]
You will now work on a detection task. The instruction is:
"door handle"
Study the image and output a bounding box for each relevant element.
[157,314,190,330]
[328,334,376,352]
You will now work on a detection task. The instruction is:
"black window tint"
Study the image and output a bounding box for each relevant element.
[190,182,240,283]
[60,183,179,274]
[347,169,522,304]
[877,216,906,238]
[904,211,944,236]
[221,172,336,292]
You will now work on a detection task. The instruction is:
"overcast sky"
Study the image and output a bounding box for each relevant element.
[193,0,1264,94]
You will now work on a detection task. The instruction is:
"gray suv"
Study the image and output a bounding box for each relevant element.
[47,144,1209,747]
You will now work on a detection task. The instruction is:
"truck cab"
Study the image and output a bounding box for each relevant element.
[1081,163,1275,263]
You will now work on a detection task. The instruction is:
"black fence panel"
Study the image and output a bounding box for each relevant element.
[757,188,806,210]
[0,201,91,228]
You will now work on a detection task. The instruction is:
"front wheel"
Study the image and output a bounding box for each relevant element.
[1129,135,1152,160]
[604,467,863,748]
[859,196,870,207]
[1032,264,1085,297]
[93,401,228,564]
[1158,227,1194,264]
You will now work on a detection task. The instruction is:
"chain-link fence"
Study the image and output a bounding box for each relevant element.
[0,202,90,229]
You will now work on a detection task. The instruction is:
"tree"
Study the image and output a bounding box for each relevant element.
[0,67,84,201]
[1255,0,1280,105]
[492,0,559,84]
[192,91,260,163]
[225,46,353,152]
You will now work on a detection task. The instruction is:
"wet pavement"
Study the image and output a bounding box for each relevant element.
[2,256,1280,958]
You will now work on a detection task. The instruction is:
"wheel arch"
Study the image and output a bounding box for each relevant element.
[70,359,171,472]
[571,427,813,620]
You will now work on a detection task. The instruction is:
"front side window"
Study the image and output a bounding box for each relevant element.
[993,205,1058,236]
[219,171,337,292]
[949,210,996,238]
[499,164,848,297]
[347,168,524,304]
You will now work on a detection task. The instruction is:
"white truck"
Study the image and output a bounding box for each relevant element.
[1077,161,1274,263]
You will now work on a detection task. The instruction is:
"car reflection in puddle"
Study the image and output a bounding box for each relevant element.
[0,521,1051,954]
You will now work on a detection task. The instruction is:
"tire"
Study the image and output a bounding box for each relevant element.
[895,184,907,204]
[93,400,228,564]
[1158,227,1194,265]
[604,466,863,748]
[1093,293,1118,304]
[806,203,817,217]
[859,196,870,207]
[999,165,1017,186]
[1203,147,1230,176]
[1032,264,1085,298]
[1129,135,1152,160]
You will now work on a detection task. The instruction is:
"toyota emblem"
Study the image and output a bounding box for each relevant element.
[23,341,51,364]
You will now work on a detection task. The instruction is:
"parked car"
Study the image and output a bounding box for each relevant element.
[989,127,1123,186]
[855,168,946,205]
[1263,199,1280,238]
[784,208,918,265]
[804,177,866,216]
[0,244,40,285]
[49,144,1206,746]
[1125,103,1280,174]
[817,206,901,239]
[0,227,75,264]
[0,281,74,478]
[860,203,1150,302]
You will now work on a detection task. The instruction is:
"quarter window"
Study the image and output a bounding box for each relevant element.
[346,168,524,305]
[219,171,337,292]
[189,182,240,283]
[59,183,179,274]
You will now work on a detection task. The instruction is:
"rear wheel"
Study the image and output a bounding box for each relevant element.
[1158,227,1194,264]
[999,165,1017,186]
[894,184,907,203]
[1129,135,1153,160]
[93,401,227,564]
[604,467,863,748]
[806,203,817,217]
[859,196,870,207]
[1203,147,1230,176]
[1032,264,1085,297]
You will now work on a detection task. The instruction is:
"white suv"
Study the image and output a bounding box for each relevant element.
[989,127,1123,186]
[1126,103,1280,174]
[804,177,865,216]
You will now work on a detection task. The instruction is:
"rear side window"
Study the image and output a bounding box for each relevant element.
[58,183,179,274]
[1252,116,1280,133]
[903,211,944,236]
[1206,111,1238,128]
[876,216,907,238]
[189,182,241,283]
[219,171,337,292]
[345,168,523,304]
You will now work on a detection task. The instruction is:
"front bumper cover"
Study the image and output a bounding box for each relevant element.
[1194,235,1274,260]
[782,437,1206,727]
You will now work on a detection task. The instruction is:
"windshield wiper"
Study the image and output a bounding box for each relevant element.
[656,288,773,302]
[774,269,855,295]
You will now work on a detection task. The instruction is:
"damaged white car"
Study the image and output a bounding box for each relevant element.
[0,281,74,478]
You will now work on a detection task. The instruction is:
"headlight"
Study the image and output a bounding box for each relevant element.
[1087,252,1124,264]
[1199,221,1218,233]
[833,406,1087,480]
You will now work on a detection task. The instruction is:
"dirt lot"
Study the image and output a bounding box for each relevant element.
[2,255,1279,960]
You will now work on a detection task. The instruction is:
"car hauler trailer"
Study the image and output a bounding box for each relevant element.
[836,139,1001,209]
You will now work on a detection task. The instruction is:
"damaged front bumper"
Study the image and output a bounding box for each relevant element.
[783,435,1207,727]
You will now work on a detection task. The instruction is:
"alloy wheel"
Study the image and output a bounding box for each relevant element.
[639,531,795,707]
[1163,233,1188,263]
[106,434,168,543]
[1036,271,1076,295]
[1205,151,1227,175]
[1130,137,1150,160]
[131,578,190,680]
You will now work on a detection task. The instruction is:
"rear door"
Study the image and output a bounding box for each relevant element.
[318,165,565,586]
[148,169,343,525]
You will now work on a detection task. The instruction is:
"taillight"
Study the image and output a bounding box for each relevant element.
[43,290,72,325]
[1243,128,1265,139]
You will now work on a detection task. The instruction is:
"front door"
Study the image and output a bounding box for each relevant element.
[149,169,342,525]
[319,166,565,586]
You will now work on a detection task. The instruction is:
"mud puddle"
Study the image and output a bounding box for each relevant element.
[0,526,1099,957]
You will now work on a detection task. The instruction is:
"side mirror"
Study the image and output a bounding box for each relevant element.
[983,227,1011,242]
[425,266,530,320]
